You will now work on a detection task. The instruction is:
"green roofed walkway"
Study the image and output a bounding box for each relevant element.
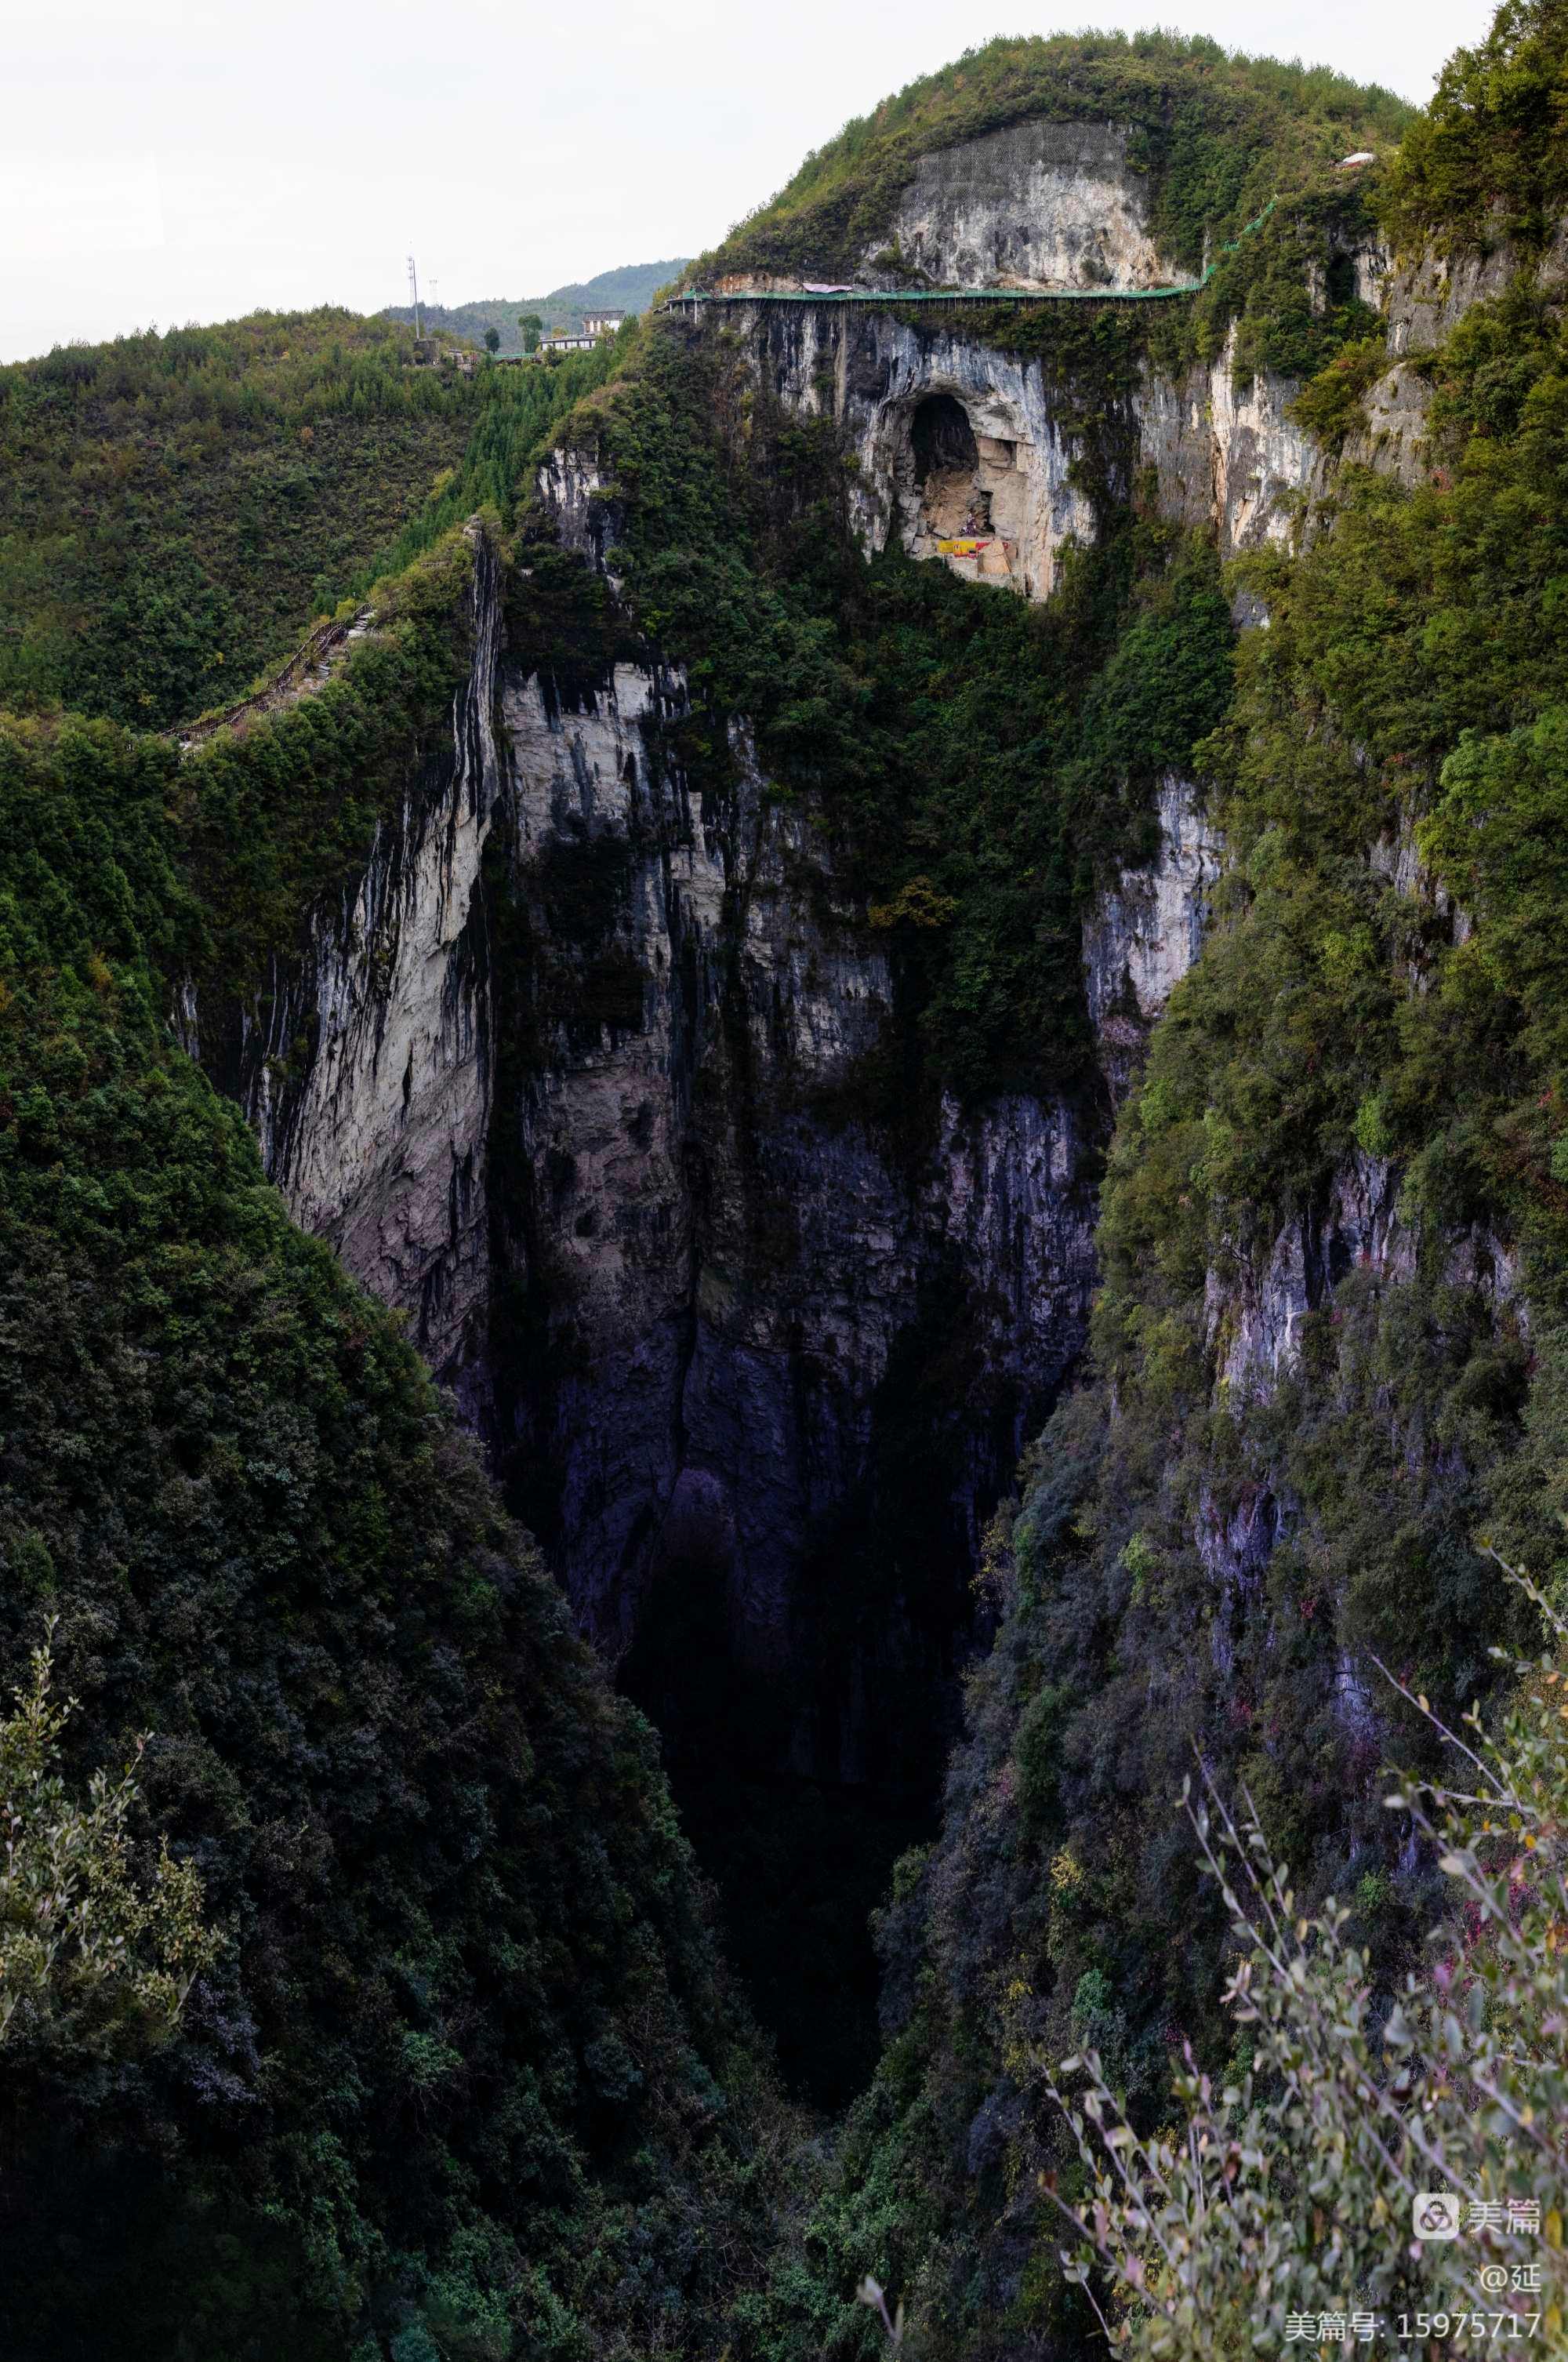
[670,198,1279,311]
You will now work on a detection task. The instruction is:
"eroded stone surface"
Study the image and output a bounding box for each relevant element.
[732,294,1326,606]
[489,669,1099,1699]
[866,119,1173,291]
[191,525,504,1419]
[1082,776,1221,1099]
[1138,321,1324,550]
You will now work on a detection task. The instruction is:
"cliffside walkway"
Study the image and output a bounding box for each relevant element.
[671,199,1276,312]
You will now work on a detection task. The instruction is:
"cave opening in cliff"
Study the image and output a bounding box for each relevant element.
[1324,248,1357,307]
[903,389,1033,587]
[910,392,987,541]
[912,390,978,484]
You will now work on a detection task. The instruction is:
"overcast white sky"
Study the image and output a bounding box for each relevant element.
[4,0,1494,365]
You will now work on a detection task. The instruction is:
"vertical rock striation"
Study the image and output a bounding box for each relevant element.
[1081,773,1222,1099]
[198,525,505,1418]
[485,643,1100,1759]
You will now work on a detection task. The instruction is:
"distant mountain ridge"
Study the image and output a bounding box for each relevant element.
[381,258,688,353]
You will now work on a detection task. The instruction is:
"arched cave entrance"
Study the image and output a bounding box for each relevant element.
[912,390,979,485]
[909,391,990,539]
[1324,249,1357,308]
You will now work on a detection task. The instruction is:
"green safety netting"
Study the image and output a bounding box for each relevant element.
[676,198,1279,308]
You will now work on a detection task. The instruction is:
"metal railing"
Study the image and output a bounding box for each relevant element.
[670,198,1278,312]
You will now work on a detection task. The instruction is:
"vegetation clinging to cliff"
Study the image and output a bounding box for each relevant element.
[1382,0,1568,252]
[764,227,1568,2362]
[0,679,792,2359]
[701,31,1411,284]
[543,314,1234,1107]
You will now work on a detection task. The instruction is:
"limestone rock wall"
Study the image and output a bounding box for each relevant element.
[866,119,1174,291]
[737,300,1098,597]
[270,532,503,1410]
[1136,321,1326,551]
[1344,219,1568,485]
[190,524,504,1419]
[1081,774,1221,1099]
[735,293,1326,605]
[488,655,1098,1738]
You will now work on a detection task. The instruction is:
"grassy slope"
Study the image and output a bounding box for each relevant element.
[699,29,1412,283]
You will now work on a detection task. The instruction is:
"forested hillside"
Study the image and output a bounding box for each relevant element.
[383,260,690,354]
[0,311,622,732]
[5,5,1568,2359]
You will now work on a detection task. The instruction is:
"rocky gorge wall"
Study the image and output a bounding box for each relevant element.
[727,285,1327,602]
[656,153,1552,1885]
[183,121,1554,2109]
[866,118,1175,293]
[184,525,504,1426]
[199,135,1479,1692]
[183,511,1105,1818]
[179,145,1386,1804]
[481,624,1104,1768]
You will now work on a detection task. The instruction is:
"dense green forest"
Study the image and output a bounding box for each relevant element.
[5,2,1568,2356]
[0,313,471,728]
[0,312,620,732]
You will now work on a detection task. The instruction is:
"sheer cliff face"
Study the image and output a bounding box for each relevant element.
[866,118,1173,291]
[198,520,1103,1786]
[192,527,504,1423]
[485,644,1099,1755]
[730,291,1324,605]
[198,125,1451,1787]
[184,128,1316,1788]
[1082,774,1222,1104]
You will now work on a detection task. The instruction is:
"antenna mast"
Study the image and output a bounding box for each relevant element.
[407,255,422,340]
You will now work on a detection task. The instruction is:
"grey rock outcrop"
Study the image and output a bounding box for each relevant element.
[191,525,504,1419]
[489,660,1099,1722]
[1138,321,1326,550]
[734,289,1324,605]
[1082,775,1221,1099]
[270,536,503,1409]
[739,301,1098,597]
[866,119,1174,291]
[1343,217,1568,485]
